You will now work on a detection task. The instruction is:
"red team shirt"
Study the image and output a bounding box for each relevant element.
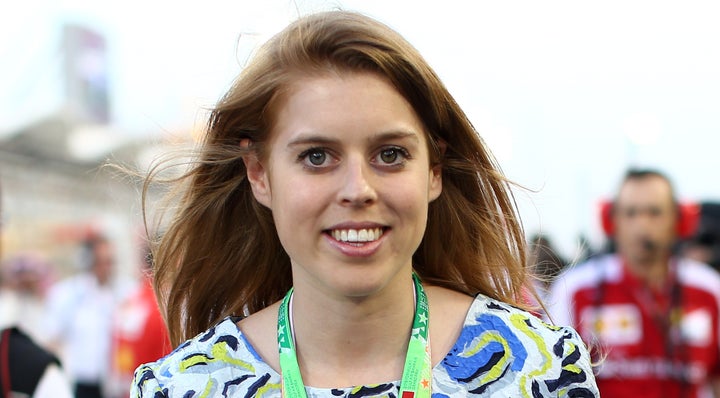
[110,278,172,396]
[548,254,720,398]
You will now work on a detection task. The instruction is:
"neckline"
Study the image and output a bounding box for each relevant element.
[620,256,678,294]
[230,292,487,389]
[278,273,430,396]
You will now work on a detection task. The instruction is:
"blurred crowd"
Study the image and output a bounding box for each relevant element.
[0,227,171,398]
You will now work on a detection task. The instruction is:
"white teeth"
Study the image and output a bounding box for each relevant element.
[348,229,358,241]
[331,228,383,243]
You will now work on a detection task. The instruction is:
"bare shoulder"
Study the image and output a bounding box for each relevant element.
[236,302,281,371]
[425,285,474,314]
[424,286,474,365]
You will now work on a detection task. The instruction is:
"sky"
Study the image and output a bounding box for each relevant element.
[2,0,720,257]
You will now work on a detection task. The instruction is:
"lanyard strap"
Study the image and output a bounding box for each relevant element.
[277,273,431,398]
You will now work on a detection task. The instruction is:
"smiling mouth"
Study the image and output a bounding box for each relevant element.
[328,227,385,243]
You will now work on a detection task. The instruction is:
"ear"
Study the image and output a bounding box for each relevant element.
[242,140,272,208]
[428,139,446,202]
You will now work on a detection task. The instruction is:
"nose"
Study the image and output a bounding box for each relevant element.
[338,157,377,207]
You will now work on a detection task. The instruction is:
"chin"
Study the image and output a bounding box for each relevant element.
[336,279,386,298]
[628,253,659,266]
[331,269,403,297]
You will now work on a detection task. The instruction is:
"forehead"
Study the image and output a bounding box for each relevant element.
[92,240,114,255]
[616,176,674,208]
[269,70,427,142]
[280,70,407,113]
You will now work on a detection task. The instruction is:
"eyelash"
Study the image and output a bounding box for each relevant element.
[296,146,412,169]
[376,146,411,166]
[297,147,334,168]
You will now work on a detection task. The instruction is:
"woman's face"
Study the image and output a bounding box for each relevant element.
[246,71,442,299]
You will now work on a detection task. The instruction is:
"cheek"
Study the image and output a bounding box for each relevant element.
[389,180,432,214]
[269,177,327,226]
[662,218,678,236]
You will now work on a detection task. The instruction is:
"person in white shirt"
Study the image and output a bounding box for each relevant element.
[46,234,119,398]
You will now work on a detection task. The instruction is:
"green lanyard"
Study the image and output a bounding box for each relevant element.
[277,273,431,398]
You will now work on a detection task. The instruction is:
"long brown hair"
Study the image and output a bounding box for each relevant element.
[146,10,529,347]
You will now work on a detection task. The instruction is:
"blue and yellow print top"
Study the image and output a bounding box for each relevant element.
[131,294,599,397]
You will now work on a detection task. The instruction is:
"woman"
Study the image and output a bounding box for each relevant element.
[132,10,598,398]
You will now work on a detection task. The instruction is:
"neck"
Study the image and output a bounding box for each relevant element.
[624,254,672,289]
[289,277,416,386]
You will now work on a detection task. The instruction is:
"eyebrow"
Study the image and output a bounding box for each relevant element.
[286,130,421,148]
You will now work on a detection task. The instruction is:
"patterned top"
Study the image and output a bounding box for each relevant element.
[131,294,599,397]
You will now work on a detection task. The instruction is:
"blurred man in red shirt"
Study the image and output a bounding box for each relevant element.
[548,169,720,398]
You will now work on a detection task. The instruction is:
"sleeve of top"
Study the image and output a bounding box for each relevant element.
[555,326,600,398]
[130,364,166,398]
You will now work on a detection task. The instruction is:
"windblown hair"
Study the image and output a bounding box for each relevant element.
[147,10,530,346]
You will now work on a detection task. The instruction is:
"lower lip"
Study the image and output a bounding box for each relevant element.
[324,231,386,258]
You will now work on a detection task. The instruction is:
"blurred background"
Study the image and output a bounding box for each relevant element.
[2,0,720,277]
